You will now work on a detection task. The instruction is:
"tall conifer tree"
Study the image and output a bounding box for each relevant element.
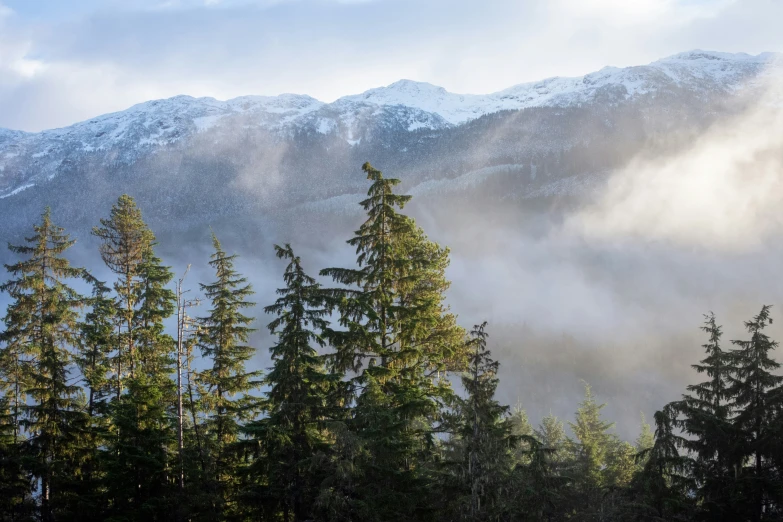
[320,162,464,518]
[196,233,258,517]
[676,313,739,520]
[245,244,340,521]
[727,305,783,521]
[442,322,516,521]
[1,208,91,521]
[94,196,177,519]
[92,194,154,388]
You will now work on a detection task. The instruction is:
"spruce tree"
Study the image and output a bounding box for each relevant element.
[0,395,35,520]
[726,305,783,521]
[442,322,516,521]
[567,382,617,514]
[94,197,177,520]
[91,194,154,389]
[320,162,464,518]
[0,315,35,520]
[244,244,340,521]
[196,233,259,517]
[676,313,739,520]
[1,208,92,521]
[631,405,694,521]
[74,280,118,519]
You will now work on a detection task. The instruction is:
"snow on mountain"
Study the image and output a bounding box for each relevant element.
[0,50,777,198]
[339,50,778,125]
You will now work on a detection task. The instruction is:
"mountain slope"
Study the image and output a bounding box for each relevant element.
[0,50,776,201]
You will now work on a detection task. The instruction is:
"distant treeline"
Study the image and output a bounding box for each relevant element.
[1,162,782,521]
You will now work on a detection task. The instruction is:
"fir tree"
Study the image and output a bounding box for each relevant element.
[567,382,617,514]
[1,208,92,521]
[196,233,259,517]
[676,313,739,520]
[95,198,177,520]
[245,244,340,521]
[320,162,464,519]
[0,395,35,521]
[74,280,118,519]
[443,322,517,521]
[726,305,783,522]
[0,314,35,520]
[91,194,154,388]
[631,405,694,521]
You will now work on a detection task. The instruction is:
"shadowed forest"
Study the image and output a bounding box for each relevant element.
[2,162,783,522]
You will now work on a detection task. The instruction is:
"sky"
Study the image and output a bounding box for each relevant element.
[1,0,782,131]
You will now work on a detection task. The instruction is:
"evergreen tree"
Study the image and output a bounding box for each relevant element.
[196,233,259,518]
[631,405,694,521]
[567,382,617,515]
[91,194,154,389]
[534,413,570,475]
[245,244,340,521]
[676,313,739,520]
[0,395,35,521]
[0,316,35,520]
[74,280,118,519]
[320,162,464,519]
[634,414,654,455]
[1,208,92,521]
[94,197,177,520]
[633,413,655,477]
[726,305,783,521]
[442,322,516,521]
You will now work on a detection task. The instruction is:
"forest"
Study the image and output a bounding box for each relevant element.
[1,162,782,522]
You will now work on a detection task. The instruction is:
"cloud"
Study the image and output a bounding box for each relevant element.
[566,60,783,251]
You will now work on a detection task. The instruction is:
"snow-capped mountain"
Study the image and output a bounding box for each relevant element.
[0,50,776,200]
[0,49,778,248]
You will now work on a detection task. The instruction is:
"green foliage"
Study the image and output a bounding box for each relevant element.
[320,162,465,520]
[2,165,783,522]
[437,323,517,521]
[194,233,259,518]
[1,208,93,521]
[243,244,339,521]
[93,196,178,520]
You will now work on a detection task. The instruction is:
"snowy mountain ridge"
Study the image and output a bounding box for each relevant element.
[0,50,778,199]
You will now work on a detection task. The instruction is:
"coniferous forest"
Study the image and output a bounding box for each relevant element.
[2,162,783,522]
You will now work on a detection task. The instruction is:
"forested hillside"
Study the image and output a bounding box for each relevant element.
[2,163,782,521]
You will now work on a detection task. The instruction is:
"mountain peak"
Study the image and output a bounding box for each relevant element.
[657,49,778,64]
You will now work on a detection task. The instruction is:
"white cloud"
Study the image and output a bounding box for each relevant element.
[567,60,783,251]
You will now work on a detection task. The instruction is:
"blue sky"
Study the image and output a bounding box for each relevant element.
[0,0,780,131]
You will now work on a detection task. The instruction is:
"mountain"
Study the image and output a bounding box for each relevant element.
[0,49,781,437]
[0,50,775,203]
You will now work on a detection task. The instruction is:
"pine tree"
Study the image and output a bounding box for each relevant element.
[726,305,783,522]
[676,313,739,520]
[0,313,35,520]
[91,194,154,389]
[94,197,177,520]
[320,162,464,518]
[74,280,118,519]
[631,405,694,521]
[1,208,92,521]
[567,382,616,514]
[534,413,569,472]
[0,395,35,520]
[196,233,259,517]
[244,244,340,521]
[443,322,516,521]
[633,413,655,477]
